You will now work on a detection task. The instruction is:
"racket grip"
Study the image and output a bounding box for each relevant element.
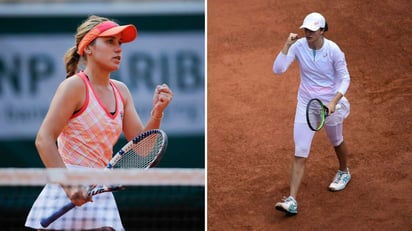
[40,202,76,227]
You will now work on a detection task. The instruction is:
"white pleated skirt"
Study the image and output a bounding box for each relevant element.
[25,166,124,230]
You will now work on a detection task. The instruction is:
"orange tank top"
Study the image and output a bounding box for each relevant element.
[57,72,124,168]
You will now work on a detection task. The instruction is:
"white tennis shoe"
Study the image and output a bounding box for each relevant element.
[329,168,351,191]
[275,196,298,215]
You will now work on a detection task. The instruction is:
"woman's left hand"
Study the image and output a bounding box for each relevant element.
[152,83,173,116]
[326,102,337,115]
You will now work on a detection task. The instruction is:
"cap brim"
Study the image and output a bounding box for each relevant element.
[99,24,137,43]
[299,24,320,31]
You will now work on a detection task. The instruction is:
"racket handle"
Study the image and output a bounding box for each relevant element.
[40,202,76,227]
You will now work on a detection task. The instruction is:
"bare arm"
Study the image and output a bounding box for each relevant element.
[36,76,90,206]
[119,83,145,140]
[117,82,173,141]
[35,76,85,168]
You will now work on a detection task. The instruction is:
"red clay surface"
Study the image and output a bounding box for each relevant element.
[207,1,412,230]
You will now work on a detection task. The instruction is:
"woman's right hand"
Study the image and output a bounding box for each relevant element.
[62,184,92,206]
[286,33,299,46]
[281,33,299,55]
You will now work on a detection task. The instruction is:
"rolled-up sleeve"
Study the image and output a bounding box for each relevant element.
[334,52,350,95]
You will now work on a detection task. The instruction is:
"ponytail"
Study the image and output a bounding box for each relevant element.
[64,46,81,78]
[64,15,110,78]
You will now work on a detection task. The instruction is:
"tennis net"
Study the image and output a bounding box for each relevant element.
[0,168,205,231]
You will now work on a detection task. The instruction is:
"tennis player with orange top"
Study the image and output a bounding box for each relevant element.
[25,15,173,230]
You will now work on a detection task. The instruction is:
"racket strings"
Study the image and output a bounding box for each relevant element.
[113,133,164,169]
[307,102,324,130]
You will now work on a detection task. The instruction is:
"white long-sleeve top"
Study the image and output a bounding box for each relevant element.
[273,38,350,105]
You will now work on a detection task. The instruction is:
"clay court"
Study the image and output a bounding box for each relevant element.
[207,0,411,230]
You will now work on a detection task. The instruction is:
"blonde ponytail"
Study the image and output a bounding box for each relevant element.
[64,46,81,78]
[63,15,110,78]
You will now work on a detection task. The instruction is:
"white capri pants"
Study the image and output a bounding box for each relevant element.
[293,99,350,158]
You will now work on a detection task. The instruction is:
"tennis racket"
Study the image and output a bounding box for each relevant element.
[40,129,168,228]
[306,98,341,131]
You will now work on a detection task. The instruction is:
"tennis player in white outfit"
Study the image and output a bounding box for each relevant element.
[272,12,351,215]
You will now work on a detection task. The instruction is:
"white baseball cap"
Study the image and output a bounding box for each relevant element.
[299,12,326,31]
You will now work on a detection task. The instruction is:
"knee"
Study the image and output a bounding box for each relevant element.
[330,136,344,147]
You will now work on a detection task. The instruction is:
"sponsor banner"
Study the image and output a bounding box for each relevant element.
[0,32,204,139]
